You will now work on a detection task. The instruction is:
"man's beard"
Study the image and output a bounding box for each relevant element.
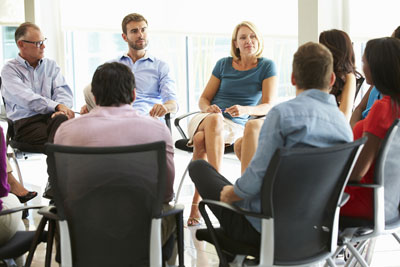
[128,38,148,50]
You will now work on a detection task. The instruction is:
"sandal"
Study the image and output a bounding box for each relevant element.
[187,203,202,226]
[187,217,201,226]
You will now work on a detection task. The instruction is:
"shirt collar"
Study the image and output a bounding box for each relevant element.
[120,51,154,63]
[91,104,139,115]
[298,89,337,106]
[16,54,43,68]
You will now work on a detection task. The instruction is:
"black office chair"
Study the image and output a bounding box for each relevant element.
[196,138,366,267]
[44,141,184,267]
[330,119,400,267]
[173,111,234,203]
[0,205,49,267]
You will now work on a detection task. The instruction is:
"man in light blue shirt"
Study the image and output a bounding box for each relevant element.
[189,42,353,246]
[82,13,177,117]
[1,22,74,145]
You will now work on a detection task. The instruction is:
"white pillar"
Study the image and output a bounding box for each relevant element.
[23,0,65,73]
[298,0,345,46]
[24,0,35,23]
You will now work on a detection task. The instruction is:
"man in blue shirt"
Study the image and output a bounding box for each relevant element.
[1,22,74,145]
[81,13,177,117]
[189,42,353,246]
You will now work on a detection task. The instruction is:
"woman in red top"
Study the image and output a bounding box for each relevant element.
[341,37,400,219]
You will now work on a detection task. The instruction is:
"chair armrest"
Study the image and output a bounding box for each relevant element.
[174,111,200,139]
[156,204,184,218]
[249,115,266,120]
[38,205,60,221]
[346,182,381,188]
[0,205,45,216]
[339,193,350,207]
[200,199,271,220]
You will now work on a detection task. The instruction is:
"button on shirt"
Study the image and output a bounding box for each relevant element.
[0,55,73,121]
[233,89,353,232]
[113,53,177,115]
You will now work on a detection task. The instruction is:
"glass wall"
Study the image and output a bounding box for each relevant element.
[64,30,297,115]
[59,0,299,114]
[0,26,18,68]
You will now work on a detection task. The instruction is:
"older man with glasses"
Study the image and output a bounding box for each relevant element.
[0,22,74,146]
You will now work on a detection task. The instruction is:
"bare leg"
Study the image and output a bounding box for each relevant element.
[188,114,224,225]
[7,171,37,203]
[234,137,243,163]
[238,119,264,174]
[7,172,29,196]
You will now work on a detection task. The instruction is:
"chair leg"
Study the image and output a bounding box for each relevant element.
[326,257,337,267]
[175,210,184,267]
[345,242,370,267]
[25,217,48,266]
[174,158,192,205]
[393,232,400,244]
[45,220,56,267]
[198,202,229,267]
[8,151,24,187]
[8,151,29,216]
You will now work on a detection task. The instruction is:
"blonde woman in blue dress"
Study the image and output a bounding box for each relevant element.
[186,21,278,226]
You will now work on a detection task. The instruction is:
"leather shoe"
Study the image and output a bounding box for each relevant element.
[16,191,38,203]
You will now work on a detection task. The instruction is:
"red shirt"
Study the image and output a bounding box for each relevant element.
[341,96,399,219]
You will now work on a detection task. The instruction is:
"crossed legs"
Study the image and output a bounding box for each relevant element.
[188,114,224,226]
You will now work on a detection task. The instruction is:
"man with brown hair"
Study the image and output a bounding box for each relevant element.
[81,13,177,118]
[188,42,353,246]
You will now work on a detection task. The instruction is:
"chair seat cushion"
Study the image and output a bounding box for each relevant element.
[339,216,374,229]
[175,139,193,152]
[0,231,37,259]
[196,228,259,258]
[10,140,45,154]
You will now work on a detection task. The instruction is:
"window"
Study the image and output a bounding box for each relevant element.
[0,26,18,66]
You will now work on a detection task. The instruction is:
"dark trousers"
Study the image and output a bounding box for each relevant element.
[14,113,68,145]
[188,159,261,247]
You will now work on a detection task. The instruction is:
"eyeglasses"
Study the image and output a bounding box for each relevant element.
[21,38,47,48]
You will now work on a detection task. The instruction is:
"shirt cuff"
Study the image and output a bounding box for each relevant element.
[47,100,59,113]
[233,182,252,200]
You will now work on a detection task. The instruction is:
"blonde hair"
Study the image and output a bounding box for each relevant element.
[230,21,264,61]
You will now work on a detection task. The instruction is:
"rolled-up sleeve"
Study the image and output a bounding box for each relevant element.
[51,64,73,108]
[158,61,177,104]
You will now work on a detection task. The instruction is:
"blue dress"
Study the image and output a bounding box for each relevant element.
[211,57,277,126]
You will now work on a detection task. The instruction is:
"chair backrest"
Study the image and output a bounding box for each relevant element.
[374,119,400,227]
[261,138,365,265]
[45,141,167,267]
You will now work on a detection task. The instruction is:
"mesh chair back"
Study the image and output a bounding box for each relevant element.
[374,119,400,226]
[261,138,365,265]
[46,142,166,267]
